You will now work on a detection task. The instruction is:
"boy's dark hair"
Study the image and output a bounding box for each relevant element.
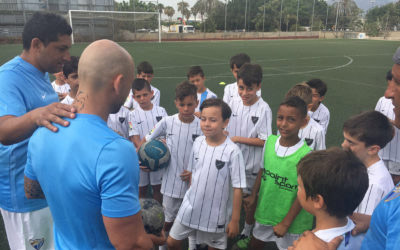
[230,53,251,69]
[297,147,369,218]
[237,63,262,87]
[132,78,151,93]
[280,96,308,118]
[343,111,394,148]
[285,83,312,105]
[187,66,205,78]
[200,98,232,121]
[175,80,197,101]
[306,79,327,97]
[23,12,72,50]
[387,70,393,81]
[137,61,154,75]
[63,56,79,78]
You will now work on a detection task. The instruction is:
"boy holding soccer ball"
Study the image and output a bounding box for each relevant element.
[128,78,167,203]
[167,98,246,250]
[144,81,202,250]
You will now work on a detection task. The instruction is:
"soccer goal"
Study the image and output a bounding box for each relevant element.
[68,10,161,44]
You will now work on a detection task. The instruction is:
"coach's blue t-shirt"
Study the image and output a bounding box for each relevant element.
[25,114,141,249]
[0,56,58,212]
[361,184,400,250]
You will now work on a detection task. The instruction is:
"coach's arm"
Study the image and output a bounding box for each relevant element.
[104,213,166,250]
[0,103,76,145]
[24,176,45,199]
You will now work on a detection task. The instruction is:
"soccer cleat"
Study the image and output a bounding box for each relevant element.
[235,234,251,250]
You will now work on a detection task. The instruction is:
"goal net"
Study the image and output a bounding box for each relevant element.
[68,10,161,44]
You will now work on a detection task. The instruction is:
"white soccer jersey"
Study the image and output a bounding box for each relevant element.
[128,105,167,139]
[308,103,330,134]
[107,106,130,139]
[176,136,246,233]
[298,118,326,151]
[354,160,394,215]
[314,218,363,250]
[222,82,261,104]
[196,88,217,111]
[60,95,74,105]
[227,97,272,175]
[124,85,161,109]
[375,97,399,163]
[51,81,70,94]
[145,114,202,198]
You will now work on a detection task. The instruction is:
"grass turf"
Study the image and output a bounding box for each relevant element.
[0,38,398,249]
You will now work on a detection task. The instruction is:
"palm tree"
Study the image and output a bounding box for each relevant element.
[184,9,191,22]
[191,6,199,23]
[164,6,175,23]
[177,1,190,21]
[157,3,164,15]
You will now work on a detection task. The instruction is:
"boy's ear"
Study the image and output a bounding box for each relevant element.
[223,118,230,129]
[368,144,381,155]
[312,194,325,210]
[320,95,325,102]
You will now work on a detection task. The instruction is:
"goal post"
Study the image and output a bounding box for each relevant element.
[68,10,161,44]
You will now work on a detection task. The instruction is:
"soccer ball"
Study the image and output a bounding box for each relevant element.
[138,139,170,171]
[140,198,165,236]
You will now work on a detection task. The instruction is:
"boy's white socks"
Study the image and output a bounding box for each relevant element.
[241,222,254,237]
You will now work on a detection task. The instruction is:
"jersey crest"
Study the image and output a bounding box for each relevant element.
[119,117,125,123]
[305,138,314,146]
[156,116,163,122]
[314,118,320,123]
[192,134,200,141]
[251,116,259,124]
[29,238,44,250]
[385,185,400,202]
[215,160,225,170]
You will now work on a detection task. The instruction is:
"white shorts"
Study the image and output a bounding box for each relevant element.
[169,220,227,249]
[163,196,183,223]
[139,169,163,187]
[252,222,300,250]
[383,160,400,175]
[243,173,257,195]
[1,207,54,250]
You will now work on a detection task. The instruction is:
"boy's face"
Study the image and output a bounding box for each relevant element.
[311,88,324,110]
[188,74,206,92]
[341,132,370,163]
[66,72,79,90]
[237,79,260,106]
[276,105,307,140]
[53,71,66,82]
[133,88,154,110]
[175,95,198,120]
[137,72,154,84]
[231,64,239,80]
[200,106,229,139]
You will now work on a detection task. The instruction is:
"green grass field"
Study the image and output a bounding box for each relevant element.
[0,38,399,249]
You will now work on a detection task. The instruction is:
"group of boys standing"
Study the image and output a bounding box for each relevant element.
[0,11,400,250]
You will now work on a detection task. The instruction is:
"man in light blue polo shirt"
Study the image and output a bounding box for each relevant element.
[0,12,75,250]
[24,39,164,249]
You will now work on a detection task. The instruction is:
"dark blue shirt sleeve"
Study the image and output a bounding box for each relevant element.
[96,138,141,218]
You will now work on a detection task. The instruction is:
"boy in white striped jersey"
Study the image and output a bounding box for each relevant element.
[223,53,261,104]
[128,78,168,203]
[61,56,79,105]
[226,63,272,248]
[341,111,394,239]
[167,98,246,250]
[305,79,330,134]
[375,70,400,185]
[124,61,161,110]
[107,106,130,139]
[187,66,217,117]
[285,83,326,151]
[144,81,202,249]
[51,71,70,101]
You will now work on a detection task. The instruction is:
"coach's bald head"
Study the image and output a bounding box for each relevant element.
[77,40,134,115]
